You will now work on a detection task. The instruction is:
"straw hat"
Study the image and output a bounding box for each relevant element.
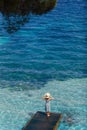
[43,92,52,99]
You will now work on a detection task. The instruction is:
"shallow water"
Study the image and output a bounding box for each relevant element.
[0,78,87,130]
[0,0,87,130]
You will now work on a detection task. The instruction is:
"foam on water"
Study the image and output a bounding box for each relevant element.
[0,78,87,130]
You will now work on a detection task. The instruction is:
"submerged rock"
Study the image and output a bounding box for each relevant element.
[0,0,57,15]
[0,0,57,33]
[31,0,57,14]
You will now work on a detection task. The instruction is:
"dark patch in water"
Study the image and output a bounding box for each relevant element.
[62,111,79,127]
[0,0,57,33]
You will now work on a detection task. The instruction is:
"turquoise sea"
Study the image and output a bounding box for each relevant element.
[0,0,87,130]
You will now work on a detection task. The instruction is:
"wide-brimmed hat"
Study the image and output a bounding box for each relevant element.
[43,92,52,99]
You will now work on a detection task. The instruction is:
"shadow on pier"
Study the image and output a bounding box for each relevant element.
[0,0,57,33]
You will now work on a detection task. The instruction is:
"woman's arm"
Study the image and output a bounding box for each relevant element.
[49,97,54,100]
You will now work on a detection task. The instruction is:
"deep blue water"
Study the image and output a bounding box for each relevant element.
[0,0,87,130]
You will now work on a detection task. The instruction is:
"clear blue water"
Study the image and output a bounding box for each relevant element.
[0,0,87,130]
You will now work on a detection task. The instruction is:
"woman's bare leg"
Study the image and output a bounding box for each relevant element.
[47,112,50,117]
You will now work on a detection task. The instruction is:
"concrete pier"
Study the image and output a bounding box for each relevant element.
[22,111,62,130]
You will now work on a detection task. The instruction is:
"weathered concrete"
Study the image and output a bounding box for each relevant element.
[22,111,62,130]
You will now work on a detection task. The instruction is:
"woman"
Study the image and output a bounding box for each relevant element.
[43,93,54,117]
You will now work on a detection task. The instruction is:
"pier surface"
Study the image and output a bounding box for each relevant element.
[22,111,62,130]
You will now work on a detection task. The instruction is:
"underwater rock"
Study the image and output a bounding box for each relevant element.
[0,0,57,33]
[0,0,57,15]
[31,0,57,15]
[63,112,78,126]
